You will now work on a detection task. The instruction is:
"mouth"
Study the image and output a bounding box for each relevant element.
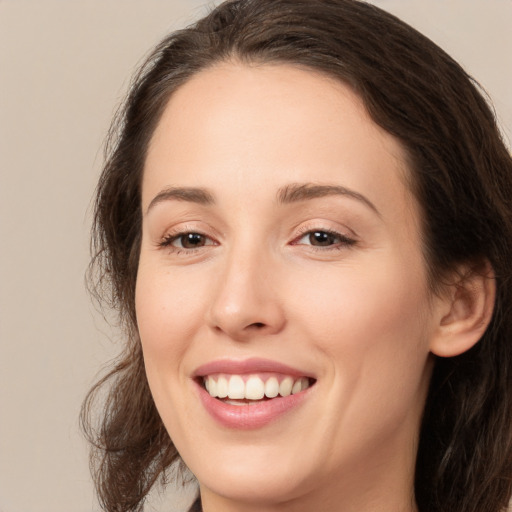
[199,373,315,405]
[192,358,317,428]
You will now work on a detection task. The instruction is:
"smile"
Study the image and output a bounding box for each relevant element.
[193,358,316,428]
[203,374,313,403]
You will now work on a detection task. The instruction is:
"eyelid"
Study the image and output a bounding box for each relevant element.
[292,221,357,240]
[156,222,220,251]
[154,220,357,253]
[293,230,355,247]
[165,232,216,248]
[289,222,358,251]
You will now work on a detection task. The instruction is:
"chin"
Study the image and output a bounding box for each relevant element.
[182,440,322,505]
[197,466,314,506]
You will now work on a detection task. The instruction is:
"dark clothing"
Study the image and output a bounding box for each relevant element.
[188,496,202,512]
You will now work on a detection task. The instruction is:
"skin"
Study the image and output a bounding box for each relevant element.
[135,63,479,512]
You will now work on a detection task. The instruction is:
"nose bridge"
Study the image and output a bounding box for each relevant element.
[207,234,285,339]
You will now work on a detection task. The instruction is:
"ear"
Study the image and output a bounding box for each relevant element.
[429,260,496,358]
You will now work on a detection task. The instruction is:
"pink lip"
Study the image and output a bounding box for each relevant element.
[195,381,312,430]
[193,357,313,378]
[192,358,315,430]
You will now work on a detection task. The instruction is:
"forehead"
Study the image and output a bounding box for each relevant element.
[143,62,418,228]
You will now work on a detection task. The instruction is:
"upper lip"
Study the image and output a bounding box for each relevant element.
[193,357,315,378]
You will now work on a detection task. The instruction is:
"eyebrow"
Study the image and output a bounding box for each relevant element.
[277,183,380,216]
[145,182,380,216]
[146,186,215,214]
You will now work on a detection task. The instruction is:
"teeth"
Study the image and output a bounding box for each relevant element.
[292,377,310,395]
[291,379,302,395]
[227,375,245,399]
[246,376,265,400]
[264,377,279,398]
[204,374,311,400]
[279,377,293,397]
[208,378,217,397]
[217,376,228,398]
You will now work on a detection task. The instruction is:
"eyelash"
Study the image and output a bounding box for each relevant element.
[291,227,357,251]
[158,230,216,254]
[157,227,356,255]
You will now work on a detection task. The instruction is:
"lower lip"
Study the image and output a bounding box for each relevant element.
[195,381,312,429]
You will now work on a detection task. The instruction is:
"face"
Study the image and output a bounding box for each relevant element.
[136,63,436,510]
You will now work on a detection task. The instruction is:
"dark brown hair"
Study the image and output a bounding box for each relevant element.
[81,1,512,511]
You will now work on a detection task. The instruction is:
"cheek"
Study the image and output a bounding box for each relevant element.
[295,255,429,342]
[135,260,205,354]
[135,260,206,427]
[290,250,432,401]
[288,254,433,461]
[134,259,212,418]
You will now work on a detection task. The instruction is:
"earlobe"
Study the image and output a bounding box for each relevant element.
[429,260,496,358]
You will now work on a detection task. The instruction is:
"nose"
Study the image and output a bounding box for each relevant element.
[206,245,286,341]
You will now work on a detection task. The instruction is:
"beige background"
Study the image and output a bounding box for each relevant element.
[0,1,511,511]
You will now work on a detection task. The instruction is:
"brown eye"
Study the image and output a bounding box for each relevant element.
[308,231,338,246]
[159,230,218,252]
[293,229,356,249]
[176,233,207,248]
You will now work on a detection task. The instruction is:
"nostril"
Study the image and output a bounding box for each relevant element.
[250,322,266,329]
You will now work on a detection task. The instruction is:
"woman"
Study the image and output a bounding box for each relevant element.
[81,0,512,511]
